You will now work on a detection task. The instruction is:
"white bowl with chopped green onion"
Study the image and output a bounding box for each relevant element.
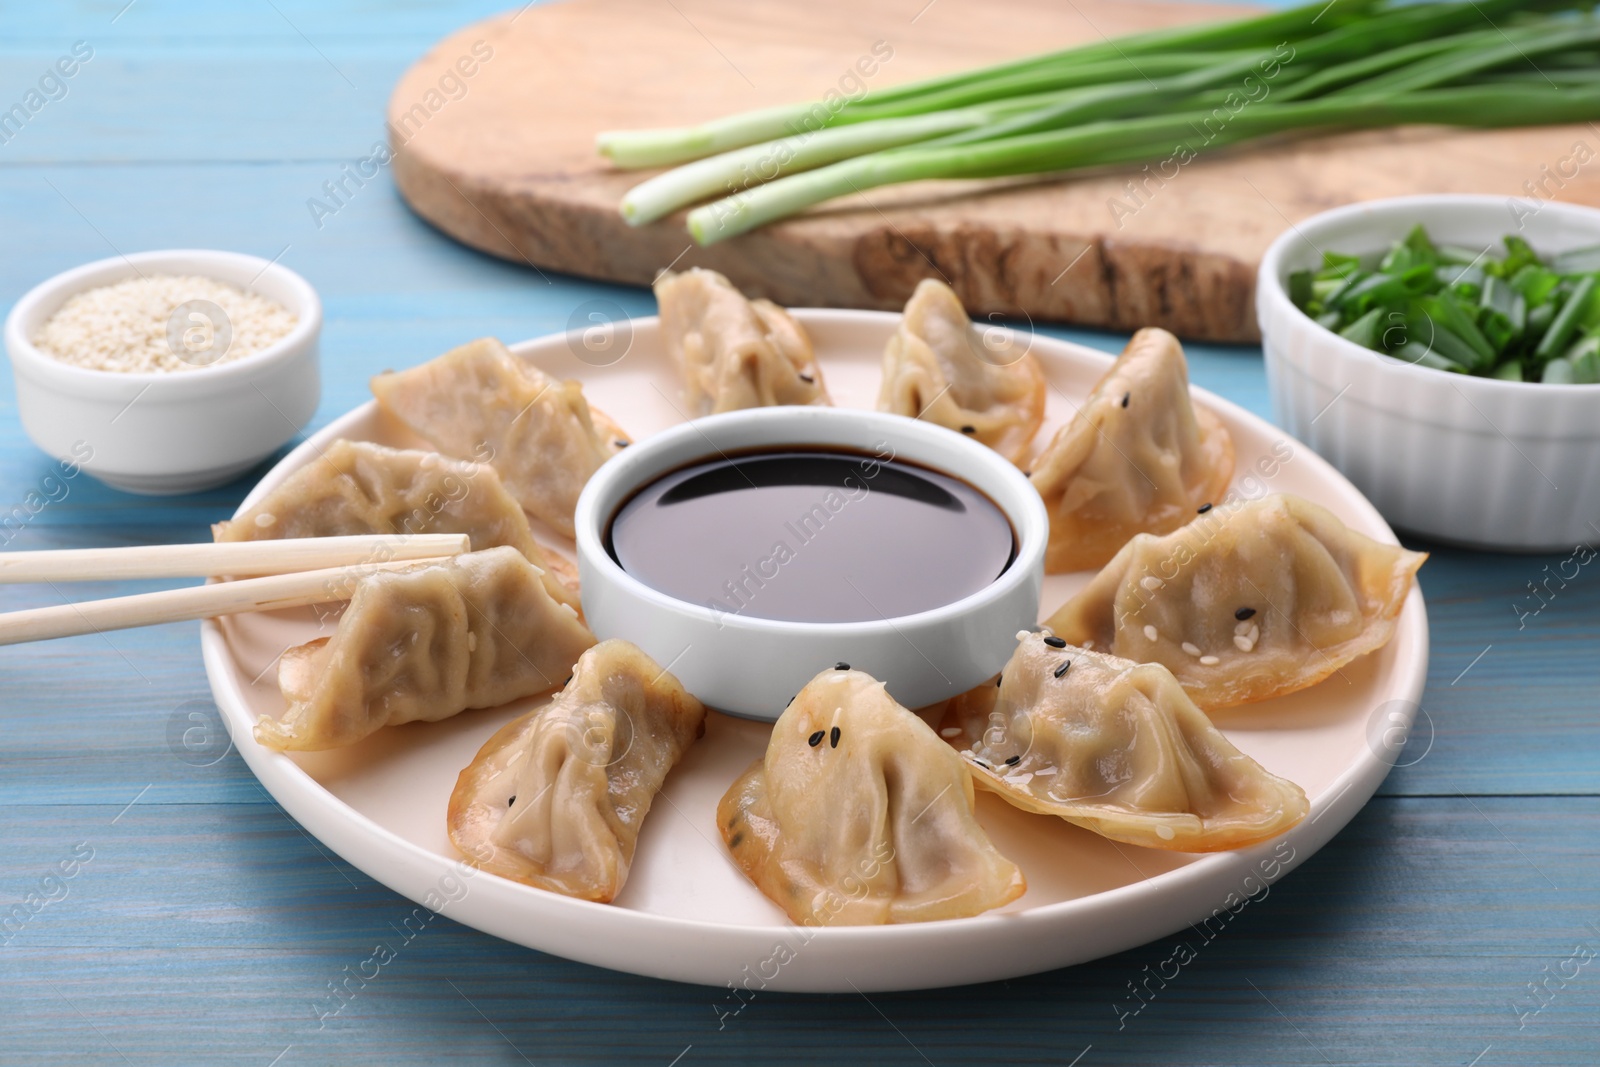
[1259,194,1600,552]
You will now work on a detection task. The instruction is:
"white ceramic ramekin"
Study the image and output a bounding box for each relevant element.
[1259,195,1600,552]
[574,406,1047,719]
[4,249,321,495]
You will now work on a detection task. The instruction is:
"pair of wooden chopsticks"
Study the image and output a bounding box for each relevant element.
[0,534,470,647]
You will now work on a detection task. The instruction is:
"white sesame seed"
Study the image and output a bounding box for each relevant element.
[940,727,963,738]
[1143,624,1159,642]
[1140,576,1163,591]
[32,273,296,373]
[1016,629,1031,642]
[1181,641,1201,656]
[254,513,276,528]
[1247,623,1260,644]
[1155,824,1176,841]
[1199,655,1220,666]
[1235,620,1252,636]
[1234,634,1254,652]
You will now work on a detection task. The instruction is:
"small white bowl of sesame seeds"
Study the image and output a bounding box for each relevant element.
[5,249,321,495]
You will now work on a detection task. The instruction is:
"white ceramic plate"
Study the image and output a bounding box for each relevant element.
[201,310,1429,992]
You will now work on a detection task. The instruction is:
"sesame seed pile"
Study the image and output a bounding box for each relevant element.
[32,274,297,373]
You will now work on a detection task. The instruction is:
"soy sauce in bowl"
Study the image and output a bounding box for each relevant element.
[606,447,1016,624]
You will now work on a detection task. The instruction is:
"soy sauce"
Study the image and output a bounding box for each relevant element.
[606,447,1015,624]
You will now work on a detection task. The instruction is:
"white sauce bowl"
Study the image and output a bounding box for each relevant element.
[1259,195,1600,552]
[4,249,321,495]
[574,406,1047,719]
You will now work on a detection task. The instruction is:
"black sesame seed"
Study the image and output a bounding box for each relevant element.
[799,372,815,383]
[995,673,1003,687]
[507,795,517,806]
[829,726,841,748]
[1235,607,1257,621]
[614,439,629,448]
[1043,635,1067,649]
[787,694,797,707]
[1004,755,1020,766]
[1053,660,1071,678]
[808,730,825,747]
[1197,502,1213,514]
[1121,392,1130,408]
[835,661,850,670]
[960,425,977,434]
[974,759,991,769]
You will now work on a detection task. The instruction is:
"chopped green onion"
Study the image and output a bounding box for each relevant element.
[1543,358,1576,384]
[1290,224,1600,383]
[1534,276,1596,360]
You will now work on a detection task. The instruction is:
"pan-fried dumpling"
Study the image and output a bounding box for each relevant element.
[718,666,1024,926]
[876,278,1045,464]
[213,439,579,610]
[1031,328,1233,572]
[655,268,829,415]
[370,337,629,539]
[257,547,596,751]
[1045,494,1426,709]
[942,635,1308,851]
[447,640,706,902]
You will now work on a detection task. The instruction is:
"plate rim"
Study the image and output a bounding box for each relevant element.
[200,309,1430,990]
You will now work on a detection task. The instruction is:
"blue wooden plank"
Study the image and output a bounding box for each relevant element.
[0,45,483,164]
[0,0,523,43]
[1,797,1595,1065]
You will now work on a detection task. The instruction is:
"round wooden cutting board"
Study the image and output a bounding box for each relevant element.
[388,0,1600,342]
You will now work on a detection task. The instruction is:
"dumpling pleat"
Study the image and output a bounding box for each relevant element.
[448,640,706,903]
[943,637,1309,852]
[719,667,1024,926]
[370,337,629,540]
[1045,493,1426,708]
[256,547,596,751]
[875,278,1046,465]
[1031,327,1233,572]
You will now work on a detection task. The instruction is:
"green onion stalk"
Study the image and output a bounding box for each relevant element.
[597,0,1600,244]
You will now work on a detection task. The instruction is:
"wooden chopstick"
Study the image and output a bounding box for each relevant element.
[0,558,436,647]
[0,533,471,583]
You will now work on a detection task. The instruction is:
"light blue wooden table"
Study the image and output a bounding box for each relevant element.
[2,2,1597,1064]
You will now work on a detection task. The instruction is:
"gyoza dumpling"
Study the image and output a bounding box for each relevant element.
[213,439,578,610]
[876,278,1045,464]
[718,666,1024,926]
[655,268,829,415]
[448,640,706,902]
[942,635,1308,851]
[1045,494,1426,709]
[257,547,595,751]
[1031,328,1233,572]
[370,337,629,539]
